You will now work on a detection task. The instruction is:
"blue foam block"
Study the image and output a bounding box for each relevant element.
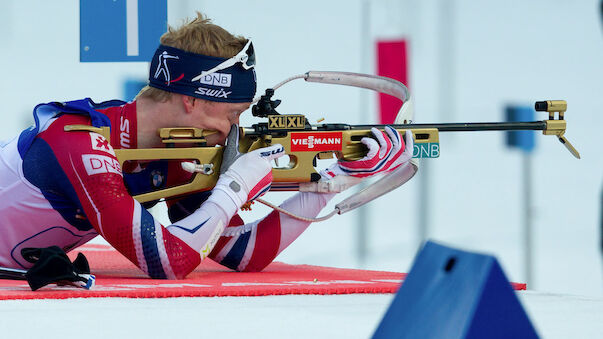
[372,241,539,339]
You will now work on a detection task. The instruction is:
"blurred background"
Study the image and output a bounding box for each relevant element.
[0,0,601,297]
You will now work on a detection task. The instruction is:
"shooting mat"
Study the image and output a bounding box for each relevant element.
[0,244,526,300]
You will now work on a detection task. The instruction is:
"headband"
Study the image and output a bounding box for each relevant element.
[148,45,256,103]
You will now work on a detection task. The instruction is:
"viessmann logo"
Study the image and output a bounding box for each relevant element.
[290,132,343,152]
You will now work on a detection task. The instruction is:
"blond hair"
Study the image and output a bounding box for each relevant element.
[137,12,248,102]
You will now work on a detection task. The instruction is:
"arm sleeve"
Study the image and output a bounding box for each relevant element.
[156,151,337,272]
[208,191,336,272]
[48,128,230,279]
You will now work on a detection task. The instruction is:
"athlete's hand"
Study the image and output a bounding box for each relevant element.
[212,125,284,212]
[321,126,413,179]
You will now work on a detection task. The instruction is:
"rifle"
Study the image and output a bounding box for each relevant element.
[67,72,579,219]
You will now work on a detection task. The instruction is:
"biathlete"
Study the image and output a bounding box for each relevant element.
[0,13,413,279]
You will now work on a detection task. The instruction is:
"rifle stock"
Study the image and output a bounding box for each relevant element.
[109,126,438,203]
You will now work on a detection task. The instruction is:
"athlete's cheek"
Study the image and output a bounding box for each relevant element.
[206,131,227,146]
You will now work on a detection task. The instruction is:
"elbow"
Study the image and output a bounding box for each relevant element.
[239,261,269,272]
[147,269,192,280]
[145,259,198,280]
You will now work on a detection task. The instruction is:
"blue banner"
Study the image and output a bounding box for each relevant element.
[80,0,167,62]
[505,105,536,153]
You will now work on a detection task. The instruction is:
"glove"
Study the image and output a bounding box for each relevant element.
[208,125,285,215]
[322,126,413,179]
[21,246,95,291]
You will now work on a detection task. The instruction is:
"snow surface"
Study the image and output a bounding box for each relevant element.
[0,1,600,337]
[0,292,600,339]
[1,0,601,297]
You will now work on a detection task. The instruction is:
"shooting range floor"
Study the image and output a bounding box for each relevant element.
[0,244,526,300]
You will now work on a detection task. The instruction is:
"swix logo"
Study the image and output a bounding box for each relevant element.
[90,133,114,155]
[119,116,131,149]
[260,146,285,157]
[290,132,343,152]
[198,73,232,87]
[201,220,225,260]
[153,51,183,85]
[194,87,232,98]
[82,154,122,176]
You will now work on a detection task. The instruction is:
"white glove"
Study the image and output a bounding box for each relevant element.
[321,126,413,179]
[208,125,285,216]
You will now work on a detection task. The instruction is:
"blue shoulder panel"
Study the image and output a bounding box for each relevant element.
[17,98,126,158]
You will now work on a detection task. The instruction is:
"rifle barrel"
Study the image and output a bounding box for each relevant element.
[351,121,547,132]
[244,121,549,137]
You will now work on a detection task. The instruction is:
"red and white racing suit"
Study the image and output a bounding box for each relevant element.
[0,99,333,279]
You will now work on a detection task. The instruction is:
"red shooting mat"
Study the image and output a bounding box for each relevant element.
[0,244,526,300]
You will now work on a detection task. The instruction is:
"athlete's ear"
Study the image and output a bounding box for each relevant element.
[182,95,196,114]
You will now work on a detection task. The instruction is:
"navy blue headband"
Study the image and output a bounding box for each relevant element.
[148,45,257,103]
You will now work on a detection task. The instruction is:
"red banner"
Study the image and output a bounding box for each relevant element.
[376,40,408,124]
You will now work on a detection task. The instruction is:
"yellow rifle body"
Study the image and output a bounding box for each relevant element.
[109,127,439,203]
[65,99,576,204]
